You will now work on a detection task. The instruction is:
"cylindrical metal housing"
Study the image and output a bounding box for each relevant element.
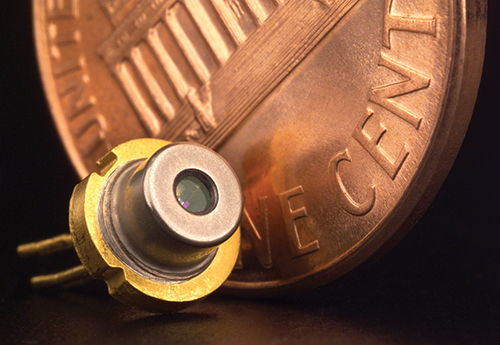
[67,139,242,312]
[98,143,243,282]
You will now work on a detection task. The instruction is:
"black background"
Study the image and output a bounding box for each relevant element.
[1,1,499,344]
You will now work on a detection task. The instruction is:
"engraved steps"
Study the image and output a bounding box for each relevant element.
[97,0,359,144]
[98,0,279,138]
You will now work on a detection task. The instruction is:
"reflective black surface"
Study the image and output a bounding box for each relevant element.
[1,2,499,344]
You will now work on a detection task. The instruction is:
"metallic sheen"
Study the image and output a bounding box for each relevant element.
[97,141,243,283]
[19,139,242,312]
[34,0,486,296]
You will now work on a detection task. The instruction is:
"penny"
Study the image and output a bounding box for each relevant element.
[34,0,486,296]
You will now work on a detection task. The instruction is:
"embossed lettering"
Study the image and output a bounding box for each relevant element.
[278,186,319,258]
[57,74,96,119]
[329,149,376,216]
[383,0,437,49]
[48,24,80,59]
[70,112,111,157]
[240,197,272,269]
[369,53,430,129]
[48,24,80,45]
[46,1,110,157]
[97,0,359,146]
[46,0,78,19]
[330,0,437,215]
[352,110,408,179]
[52,57,84,77]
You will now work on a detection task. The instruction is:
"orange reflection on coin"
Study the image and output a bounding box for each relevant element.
[34,0,486,296]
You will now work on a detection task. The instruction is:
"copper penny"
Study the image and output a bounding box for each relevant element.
[34,0,486,296]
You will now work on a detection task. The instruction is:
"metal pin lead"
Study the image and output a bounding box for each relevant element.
[17,233,73,258]
[18,139,242,312]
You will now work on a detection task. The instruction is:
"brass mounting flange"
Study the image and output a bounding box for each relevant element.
[18,139,242,312]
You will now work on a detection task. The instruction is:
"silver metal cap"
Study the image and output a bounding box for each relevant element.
[98,142,243,283]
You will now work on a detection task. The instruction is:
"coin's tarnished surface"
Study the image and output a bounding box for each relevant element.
[34,0,486,295]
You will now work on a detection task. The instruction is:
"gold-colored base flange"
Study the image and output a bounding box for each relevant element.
[19,139,241,313]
